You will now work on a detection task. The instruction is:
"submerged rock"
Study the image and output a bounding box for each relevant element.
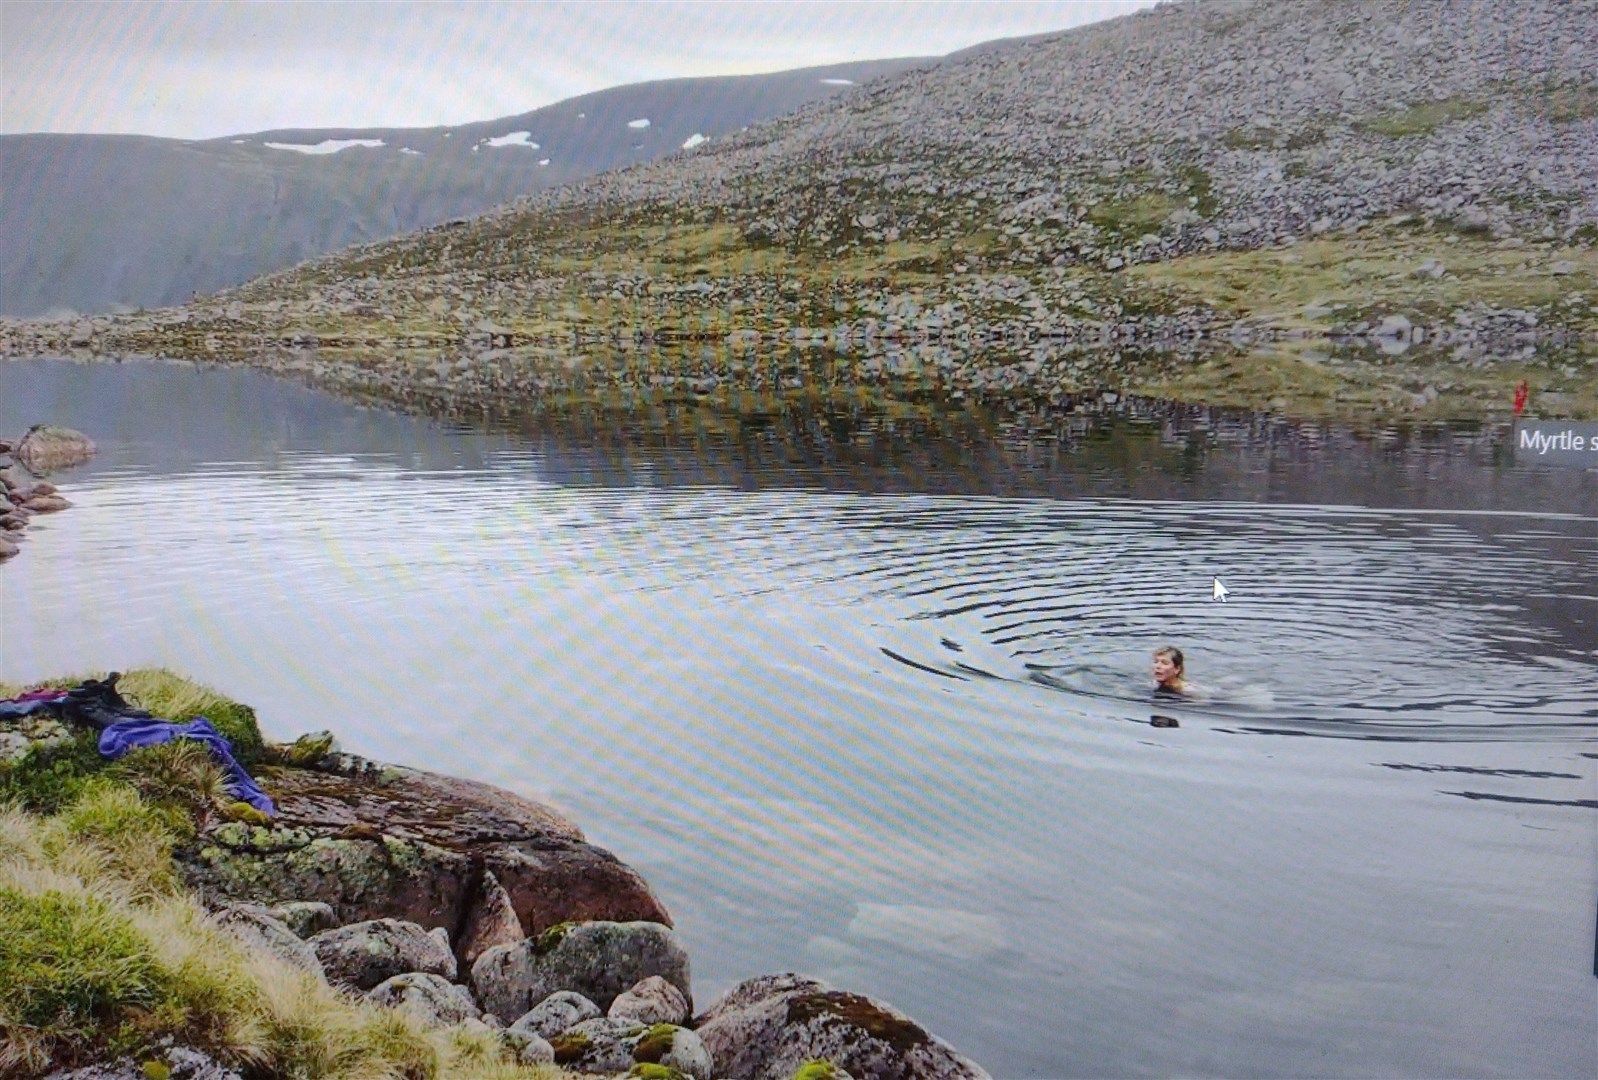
[471,919,690,1022]
[22,493,70,513]
[693,974,990,1080]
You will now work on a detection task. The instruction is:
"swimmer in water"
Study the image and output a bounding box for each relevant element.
[1152,645,1190,696]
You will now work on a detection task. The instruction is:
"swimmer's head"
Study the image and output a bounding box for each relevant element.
[1153,646,1185,689]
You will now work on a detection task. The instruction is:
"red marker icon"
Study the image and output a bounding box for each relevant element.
[1513,381,1529,415]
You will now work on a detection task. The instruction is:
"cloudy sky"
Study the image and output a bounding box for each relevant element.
[4,0,1154,139]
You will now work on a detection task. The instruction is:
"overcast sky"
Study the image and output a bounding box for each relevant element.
[3,0,1155,139]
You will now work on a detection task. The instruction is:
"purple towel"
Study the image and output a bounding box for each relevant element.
[98,717,276,816]
[0,692,68,719]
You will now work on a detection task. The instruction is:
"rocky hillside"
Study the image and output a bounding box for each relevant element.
[7,0,1597,421]
[0,57,927,317]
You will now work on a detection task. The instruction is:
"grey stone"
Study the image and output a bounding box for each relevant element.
[268,900,338,938]
[211,902,325,979]
[503,1028,556,1066]
[1375,314,1412,337]
[511,989,603,1040]
[471,919,690,1022]
[366,971,480,1026]
[308,917,456,991]
[693,974,990,1080]
[459,869,525,966]
[609,974,691,1026]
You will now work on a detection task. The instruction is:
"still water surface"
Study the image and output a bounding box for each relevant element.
[2,359,1595,1079]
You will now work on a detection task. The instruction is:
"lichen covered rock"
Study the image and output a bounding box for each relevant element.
[502,1027,557,1066]
[180,821,474,932]
[211,901,325,979]
[267,899,338,938]
[545,1017,710,1077]
[366,970,480,1026]
[176,755,671,947]
[693,974,990,1080]
[44,1046,244,1079]
[510,989,603,1040]
[472,919,690,1022]
[610,974,691,1026]
[308,917,455,990]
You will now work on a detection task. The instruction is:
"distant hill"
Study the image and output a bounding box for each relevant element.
[0,57,929,317]
[7,0,1594,424]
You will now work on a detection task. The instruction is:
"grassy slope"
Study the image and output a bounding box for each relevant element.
[165,211,1592,424]
[0,670,568,1079]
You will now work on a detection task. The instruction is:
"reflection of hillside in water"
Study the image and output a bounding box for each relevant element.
[6,357,1594,518]
[496,393,1596,516]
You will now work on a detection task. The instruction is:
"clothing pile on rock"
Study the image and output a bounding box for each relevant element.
[0,672,275,815]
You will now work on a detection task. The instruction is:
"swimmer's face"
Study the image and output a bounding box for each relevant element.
[1153,653,1180,685]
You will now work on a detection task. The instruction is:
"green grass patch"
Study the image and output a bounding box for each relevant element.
[0,887,167,1059]
[1354,97,1487,137]
[1173,164,1220,217]
[1128,235,1596,324]
[1087,192,1182,235]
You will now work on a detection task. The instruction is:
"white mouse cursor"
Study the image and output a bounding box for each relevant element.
[1212,577,1230,602]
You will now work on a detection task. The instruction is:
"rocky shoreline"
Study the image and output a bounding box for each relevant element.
[2,675,989,1079]
[0,425,95,563]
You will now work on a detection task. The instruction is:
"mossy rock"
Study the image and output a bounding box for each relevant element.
[694,974,987,1080]
[632,1021,678,1062]
[793,1061,846,1080]
[549,1029,593,1064]
[629,1064,690,1080]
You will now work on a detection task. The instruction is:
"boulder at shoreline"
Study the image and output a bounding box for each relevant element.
[178,750,674,964]
[14,424,96,473]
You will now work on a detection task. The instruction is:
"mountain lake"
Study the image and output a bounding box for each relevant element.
[2,356,1594,1079]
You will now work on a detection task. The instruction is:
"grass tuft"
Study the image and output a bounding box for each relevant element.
[43,784,186,899]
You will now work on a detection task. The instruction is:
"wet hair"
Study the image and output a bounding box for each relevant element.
[1154,645,1184,673]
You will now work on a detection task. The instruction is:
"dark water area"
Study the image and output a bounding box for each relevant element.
[3,358,1595,1079]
